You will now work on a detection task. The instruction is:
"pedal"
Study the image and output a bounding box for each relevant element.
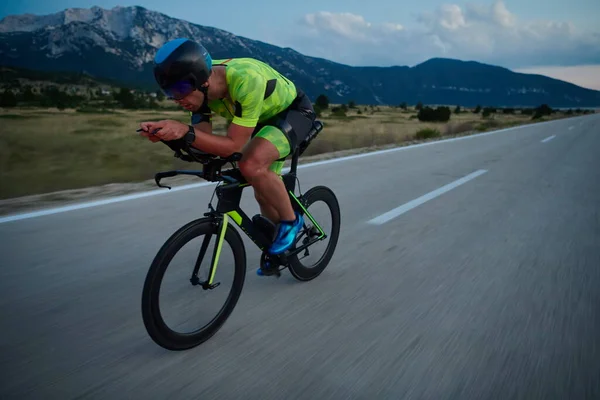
[258,252,284,278]
[257,266,281,278]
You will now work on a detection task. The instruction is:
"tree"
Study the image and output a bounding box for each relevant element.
[114,87,136,109]
[0,90,17,107]
[331,106,347,117]
[315,94,329,110]
[532,104,553,120]
[418,106,451,122]
[22,86,36,102]
[482,107,496,118]
[41,86,72,109]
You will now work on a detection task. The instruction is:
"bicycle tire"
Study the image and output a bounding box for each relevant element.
[288,186,341,281]
[141,217,246,350]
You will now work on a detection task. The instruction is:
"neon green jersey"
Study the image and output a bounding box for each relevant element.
[206,58,297,128]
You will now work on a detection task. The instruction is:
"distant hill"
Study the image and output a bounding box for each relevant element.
[0,64,131,89]
[1,5,599,107]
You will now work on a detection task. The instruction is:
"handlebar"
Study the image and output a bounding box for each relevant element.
[137,127,246,189]
[154,165,245,190]
[154,168,242,189]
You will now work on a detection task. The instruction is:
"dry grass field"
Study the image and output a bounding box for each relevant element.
[0,104,578,200]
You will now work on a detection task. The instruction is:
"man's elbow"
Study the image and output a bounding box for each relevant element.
[227,139,245,155]
[225,123,255,155]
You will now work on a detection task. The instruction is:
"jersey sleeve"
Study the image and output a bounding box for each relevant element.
[228,68,266,128]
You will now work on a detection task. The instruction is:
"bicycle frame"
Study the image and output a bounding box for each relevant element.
[211,171,325,252]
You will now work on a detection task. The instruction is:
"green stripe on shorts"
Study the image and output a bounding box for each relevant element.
[254,125,290,175]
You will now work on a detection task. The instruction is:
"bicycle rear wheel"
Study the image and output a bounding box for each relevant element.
[288,186,341,281]
[141,216,246,350]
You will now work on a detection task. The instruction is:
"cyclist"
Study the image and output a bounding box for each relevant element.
[139,38,317,267]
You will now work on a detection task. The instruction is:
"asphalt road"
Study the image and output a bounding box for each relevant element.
[1,114,599,399]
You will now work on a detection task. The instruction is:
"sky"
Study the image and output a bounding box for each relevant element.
[1,0,599,89]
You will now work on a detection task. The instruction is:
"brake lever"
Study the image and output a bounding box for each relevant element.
[156,180,171,190]
[154,171,177,190]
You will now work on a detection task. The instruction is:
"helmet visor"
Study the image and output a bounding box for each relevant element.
[163,80,195,100]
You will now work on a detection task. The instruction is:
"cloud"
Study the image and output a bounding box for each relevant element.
[283,0,600,71]
[302,12,399,43]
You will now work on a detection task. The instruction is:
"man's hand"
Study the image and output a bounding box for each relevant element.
[139,120,189,142]
[138,128,161,142]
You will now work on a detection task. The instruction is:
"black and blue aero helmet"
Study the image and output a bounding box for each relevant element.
[153,38,213,99]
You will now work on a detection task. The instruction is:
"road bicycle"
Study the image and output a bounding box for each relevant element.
[140,120,341,350]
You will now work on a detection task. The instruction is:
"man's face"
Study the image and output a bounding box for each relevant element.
[173,89,205,111]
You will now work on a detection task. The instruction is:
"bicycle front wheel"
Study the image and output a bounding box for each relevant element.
[141,216,246,350]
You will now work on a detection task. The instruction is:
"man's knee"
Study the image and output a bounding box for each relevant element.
[239,154,275,181]
[239,157,263,180]
[239,138,279,180]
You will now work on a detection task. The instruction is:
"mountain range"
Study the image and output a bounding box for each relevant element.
[1,5,599,107]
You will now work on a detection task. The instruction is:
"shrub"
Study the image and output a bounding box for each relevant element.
[415,128,441,140]
[477,120,502,131]
[418,106,451,122]
[532,103,553,120]
[444,121,475,136]
[521,108,534,115]
[0,90,17,107]
[330,106,347,117]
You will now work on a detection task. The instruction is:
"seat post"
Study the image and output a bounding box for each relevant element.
[289,148,299,175]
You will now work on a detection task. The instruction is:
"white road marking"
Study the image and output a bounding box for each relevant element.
[0,181,214,224]
[294,118,561,170]
[568,126,574,130]
[541,135,556,143]
[367,169,488,225]
[0,115,588,224]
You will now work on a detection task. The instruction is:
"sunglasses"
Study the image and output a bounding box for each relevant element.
[163,80,196,100]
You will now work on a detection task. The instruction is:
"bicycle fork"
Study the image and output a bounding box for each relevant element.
[190,214,229,290]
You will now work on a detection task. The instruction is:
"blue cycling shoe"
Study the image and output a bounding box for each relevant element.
[268,212,304,255]
[256,212,304,277]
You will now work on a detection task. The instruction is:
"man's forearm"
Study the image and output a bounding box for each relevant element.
[191,130,239,157]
